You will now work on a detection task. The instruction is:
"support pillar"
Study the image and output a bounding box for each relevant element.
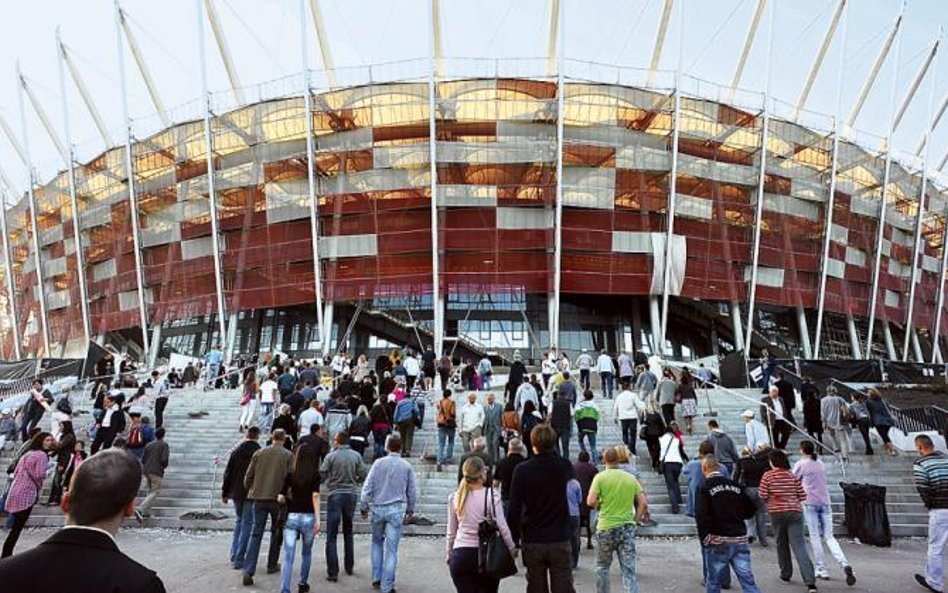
[427,0,444,354]
[731,300,745,352]
[649,295,662,354]
[0,187,22,359]
[225,312,239,363]
[147,324,161,370]
[550,0,565,350]
[911,329,924,362]
[630,302,643,352]
[322,301,334,354]
[883,321,897,360]
[846,312,863,359]
[710,320,720,357]
[796,307,813,358]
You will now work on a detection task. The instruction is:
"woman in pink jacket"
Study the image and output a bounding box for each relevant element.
[2,431,55,557]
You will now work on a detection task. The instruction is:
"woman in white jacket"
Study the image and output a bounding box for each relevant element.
[657,422,688,514]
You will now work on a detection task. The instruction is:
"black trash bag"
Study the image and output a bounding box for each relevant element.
[840,482,891,547]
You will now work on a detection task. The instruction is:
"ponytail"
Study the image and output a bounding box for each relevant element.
[800,440,817,460]
[455,456,486,520]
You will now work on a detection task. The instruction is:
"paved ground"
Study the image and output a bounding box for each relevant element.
[5,527,931,592]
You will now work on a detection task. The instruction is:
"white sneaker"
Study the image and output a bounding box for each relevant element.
[816,570,830,580]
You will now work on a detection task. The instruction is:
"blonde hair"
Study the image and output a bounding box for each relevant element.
[455,456,486,520]
[614,444,631,464]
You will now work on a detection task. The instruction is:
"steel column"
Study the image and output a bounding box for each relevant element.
[812,0,849,359]
[117,4,170,129]
[56,28,92,349]
[60,39,113,147]
[931,179,948,362]
[647,0,674,87]
[846,1,903,130]
[115,0,150,363]
[551,0,565,349]
[203,0,245,104]
[727,0,766,102]
[308,0,337,87]
[196,0,231,361]
[730,300,744,351]
[299,0,326,357]
[428,0,444,353]
[796,0,846,114]
[0,184,21,359]
[16,67,50,357]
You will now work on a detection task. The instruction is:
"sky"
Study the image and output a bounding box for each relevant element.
[0,0,946,192]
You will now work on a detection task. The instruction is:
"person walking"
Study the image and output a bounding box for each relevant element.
[151,370,170,430]
[760,386,791,451]
[759,449,817,593]
[2,431,54,558]
[573,451,599,550]
[241,429,293,586]
[436,390,458,471]
[223,426,262,570]
[515,376,539,412]
[437,351,453,391]
[550,391,574,459]
[587,446,648,593]
[801,380,822,445]
[508,424,577,593]
[258,373,280,432]
[596,349,615,399]
[370,396,394,460]
[616,351,634,388]
[349,406,371,458]
[613,382,640,455]
[575,389,600,463]
[493,438,526,515]
[447,456,517,593]
[576,350,593,391]
[848,393,873,456]
[866,388,897,456]
[733,445,772,548]
[774,372,797,427]
[393,394,420,458]
[678,373,699,435]
[741,410,769,453]
[360,434,418,593]
[658,423,688,514]
[239,374,259,432]
[567,476,583,568]
[459,392,485,454]
[695,456,762,593]
[820,386,851,461]
[135,427,169,522]
[707,420,740,477]
[913,434,948,592]
[320,431,368,582]
[793,441,856,586]
[280,445,321,593]
[46,420,75,505]
[657,369,678,425]
[19,380,52,442]
[685,440,732,590]
[483,393,503,465]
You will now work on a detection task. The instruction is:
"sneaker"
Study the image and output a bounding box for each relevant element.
[436,463,442,472]
[807,587,818,593]
[816,569,830,580]
[345,567,353,576]
[844,566,856,586]
[372,581,381,590]
[779,577,791,586]
[242,574,253,586]
[266,564,280,574]
[916,574,939,592]
[298,584,310,593]
[327,575,338,582]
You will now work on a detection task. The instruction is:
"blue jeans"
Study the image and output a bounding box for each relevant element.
[705,543,761,593]
[242,500,282,576]
[371,502,405,592]
[596,524,638,593]
[326,492,357,578]
[259,402,274,431]
[230,498,255,567]
[578,432,598,462]
[437,427,455,464]
[601,372,613,398]
[702,542,732,588]
[373,429,389,459]
[281,512,315,593]
[556,427,571,459]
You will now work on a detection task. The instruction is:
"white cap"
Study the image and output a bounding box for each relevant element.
[740,409,755,419]
[0,409,9,415]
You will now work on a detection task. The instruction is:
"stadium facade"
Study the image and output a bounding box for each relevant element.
[1,2,946,366]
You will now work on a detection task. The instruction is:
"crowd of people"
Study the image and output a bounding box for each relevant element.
[0,344,943,593]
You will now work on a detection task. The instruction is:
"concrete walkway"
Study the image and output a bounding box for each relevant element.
[8,527,931,592]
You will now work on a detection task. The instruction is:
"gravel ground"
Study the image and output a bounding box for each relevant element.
[3,527,934,592]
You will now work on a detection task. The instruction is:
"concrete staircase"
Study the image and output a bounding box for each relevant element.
[3,380,927,538]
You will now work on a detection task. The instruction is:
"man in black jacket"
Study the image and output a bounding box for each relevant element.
[0,448,165,592]
[508,424,576,593]
[222,427,261,570]
[695,457,762,593]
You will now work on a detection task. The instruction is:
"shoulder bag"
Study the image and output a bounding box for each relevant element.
[478,486,517,580]
[658,435,675,474]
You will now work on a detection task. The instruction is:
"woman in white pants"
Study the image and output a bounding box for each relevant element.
[238,375,259,432]
[792,440,857,586]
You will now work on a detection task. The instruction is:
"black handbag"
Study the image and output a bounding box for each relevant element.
[477,486,517,580]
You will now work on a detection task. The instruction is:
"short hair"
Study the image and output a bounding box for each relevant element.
[472,436,487,451]
[271,429,287,442]
[602,447,619,465]
[698,440,715,457]
[916,434,935,450]
[309,422,322,435]
[68,449,141,525]
[577,450,590,462]
[701,456,720,474]
[769,449,789,469]
[530,424,557,454]
[583,389,594,400]
[507,437,523,452]
[336,431,350,445]
[707,419,720,429]
[247,426,261,440]
[155,427,166,439]
[385,433,403,453]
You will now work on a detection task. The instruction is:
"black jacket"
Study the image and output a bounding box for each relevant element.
[550,398,572,432]
[774,379,796,413]
[0,527,165,593]
[222,440,261,502]
[733,452,770,488]
[507,451,575,545]
[695,474,755,542]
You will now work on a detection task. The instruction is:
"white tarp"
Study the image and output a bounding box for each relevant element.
[650,233,687,295]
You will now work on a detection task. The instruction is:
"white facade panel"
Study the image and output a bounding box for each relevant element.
[319,234,379,259]
[497,207,553,230]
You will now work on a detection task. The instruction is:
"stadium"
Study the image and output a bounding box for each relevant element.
[0,0,946,370]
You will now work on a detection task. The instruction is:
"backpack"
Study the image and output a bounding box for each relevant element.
[127,425,143,448]
[56,397,73,415]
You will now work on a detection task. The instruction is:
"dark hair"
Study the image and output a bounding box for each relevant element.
[583,389,594,400]
[155,427,166,439]
[247,426,261,440]
[336,431,350,445]
[386,433,403,453]
[443,389,452,399]
[531,424,557,453]
[32,378,43,386]
[577,450,590,463]
[60,421,74,436]
[292,444,319,486]
[916,434,935,449]
[707,419,719,429]
[522,400,536,416]
[769,449,790,469]
[504,400,515,412]
[68,449,142,525]
[698,440,715,457]
[800,440,817,460]
[28,431,52,451]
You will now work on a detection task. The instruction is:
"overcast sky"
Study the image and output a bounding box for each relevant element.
[0,0,946,191]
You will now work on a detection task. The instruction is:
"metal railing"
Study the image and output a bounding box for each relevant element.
[889,405,948,436]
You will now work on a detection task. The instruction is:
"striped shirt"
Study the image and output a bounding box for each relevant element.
[914,452,948,510]
[758,468,806,515]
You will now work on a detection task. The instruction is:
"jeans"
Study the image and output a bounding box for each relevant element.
[373,429,389,459]
[259,402,274,431]
[661,404,676,425]
[326,492,356,578]
[281,512,315,593]
[855,417,874,455]
[243,500,283,576]
[828,426,850,459]
[47,468,65,504]
[460,428,482,454]
[744,487,768,546]
[450,546,501,593]
[619,419,637,455]
[570,516,581,567]
[926,508,948,591]
[556,427,572,459]
[522,540,575,593]
[438,427,456,464]
[601,372,613,399]
[771,511,815,585]
[662,462,683,513]
[155,396,168,429]
[371,502,405,592]
[138,473,162,515]
[1,506,32,558]
[705,543,761,593]
[578,431,598,463]
[580,369,590,390]
[20,409,43,441]
[701,542,731,589]
[596,524,637,593]
[231,498,255,567]
[397,421,415,456]
[802,504,848,573]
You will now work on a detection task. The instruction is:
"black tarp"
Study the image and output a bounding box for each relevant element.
[719,351,749,388]
[884,362,946,384]
[82,341,110,379]
[38,358,83,379]
[840,482,891,547]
